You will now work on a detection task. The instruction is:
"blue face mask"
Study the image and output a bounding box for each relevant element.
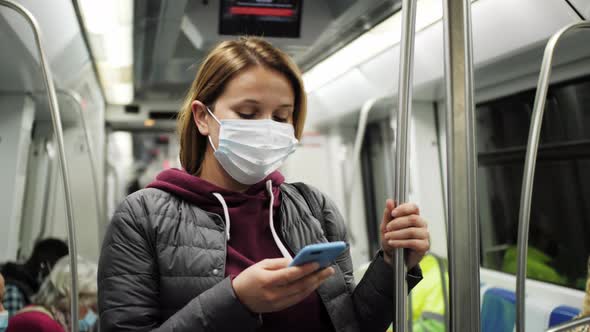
[0,311,8,332]
[79,310,97,331]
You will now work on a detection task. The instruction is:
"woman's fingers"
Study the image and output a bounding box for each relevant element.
[266,261,321,286]
[379,200,430,269]
[384,227,429,241]
[233,259,332,313]
[259,258,293,270]
[380,199,396,233]
[273,267,335,309]
[278,266,334,297]
[391,202,419,218]
[385,214,426,232]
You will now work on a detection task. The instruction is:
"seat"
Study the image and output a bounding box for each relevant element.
[549,305,581,328]
[481,287,516,332]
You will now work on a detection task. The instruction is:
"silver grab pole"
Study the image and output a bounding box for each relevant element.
[465,0,480,326]
[35,91,104,239]
[443,0,480,330]
[393,0,417,330]
[58,90,105,227]
[0,2,80,331]
[345,97,381,244]
[515,21,590,332]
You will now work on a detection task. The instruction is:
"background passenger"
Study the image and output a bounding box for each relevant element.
[0,273,7,332]
[1,238,68,317]
[98,37,429,332]
[7,256,98,332]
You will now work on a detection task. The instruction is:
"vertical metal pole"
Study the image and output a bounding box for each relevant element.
[464,1,480,327]
[393,0,417,331]
[59,90,105,227]
[0,1,80,331]
[442,0,480,331]
[515,21,590,332]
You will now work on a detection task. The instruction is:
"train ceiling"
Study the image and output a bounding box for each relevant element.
[132,0,401,103]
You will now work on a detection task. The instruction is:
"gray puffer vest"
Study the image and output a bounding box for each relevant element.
[98,183,422,332]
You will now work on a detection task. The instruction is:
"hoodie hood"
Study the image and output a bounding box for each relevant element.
[146,168,292,259]
[147,168,284,206]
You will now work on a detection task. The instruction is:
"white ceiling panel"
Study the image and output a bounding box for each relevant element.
[2,0,81,65]
[314,68,378,122]
[0,13,43,93]
[471,0,580,66]
[310,0,581,127]
[411,23,444,90]
[358,47,399,98]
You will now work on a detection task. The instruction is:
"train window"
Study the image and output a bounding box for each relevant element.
[477,78,590,290]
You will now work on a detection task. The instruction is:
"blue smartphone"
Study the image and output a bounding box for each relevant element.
[288,241,347,269]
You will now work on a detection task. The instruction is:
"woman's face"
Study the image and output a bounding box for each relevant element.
[193,65,295,147]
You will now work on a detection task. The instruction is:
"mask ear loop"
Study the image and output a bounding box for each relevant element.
[206,107,222,125]
[206,107,222,152]
[207,137,218,152]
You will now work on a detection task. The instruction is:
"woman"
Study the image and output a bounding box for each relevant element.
[8,256,98,332]
[98,36,429,332]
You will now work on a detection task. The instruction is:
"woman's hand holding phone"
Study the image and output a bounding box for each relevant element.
[232,258,335,313]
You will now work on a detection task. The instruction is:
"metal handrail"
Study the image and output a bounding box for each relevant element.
[57,90,105,227]
[516,20,590,332]
[545,316,590,332]
[0,2,80,331]
[348,0,478,330]
[35,90,105,241]
[345,97,382,244]
[443,0,480,330]
[392,0,417,330]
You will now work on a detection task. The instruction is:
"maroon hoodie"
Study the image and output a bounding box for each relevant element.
[148,168,334,331]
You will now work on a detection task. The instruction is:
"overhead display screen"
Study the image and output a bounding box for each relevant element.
[219,0,303,38]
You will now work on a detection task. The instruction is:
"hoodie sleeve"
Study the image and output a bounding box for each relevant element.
[98,194,259,332]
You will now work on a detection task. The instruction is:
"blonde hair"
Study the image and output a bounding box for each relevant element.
[33,256,98,312]
[177,36,307,175]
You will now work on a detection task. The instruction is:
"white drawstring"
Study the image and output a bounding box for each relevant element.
[212,181,291,259]
[267,180,292,259]
[212,193,231,241]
